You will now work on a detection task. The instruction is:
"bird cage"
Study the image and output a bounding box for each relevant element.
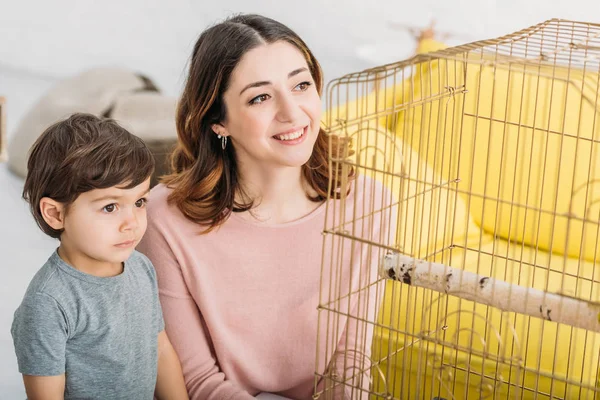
[315,19,600,400]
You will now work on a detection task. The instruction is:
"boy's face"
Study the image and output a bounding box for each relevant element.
[59,179,151,273]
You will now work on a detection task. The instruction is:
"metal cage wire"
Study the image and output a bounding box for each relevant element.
[314,19,600,399]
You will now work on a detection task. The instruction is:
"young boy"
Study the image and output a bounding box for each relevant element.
[11,113,188,400]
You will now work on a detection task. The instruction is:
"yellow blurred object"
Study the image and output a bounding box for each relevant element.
[374,238,600,399]
[389,40,600,263]
[322,37,483,258]
[349,127,484,258]
[415,37,447,55]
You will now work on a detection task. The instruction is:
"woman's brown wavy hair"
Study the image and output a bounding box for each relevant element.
[162,14,353,233]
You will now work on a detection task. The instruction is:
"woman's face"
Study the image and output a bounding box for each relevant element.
[215,41,322,172]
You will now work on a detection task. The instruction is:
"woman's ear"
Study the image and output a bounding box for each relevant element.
[211,123,228,138]
[39,197,66,231]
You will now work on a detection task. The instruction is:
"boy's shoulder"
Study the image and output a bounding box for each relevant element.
[14,252,76,335]
[128,249,152,265]
[21,251,155,306]
[127,250,156,279]
[16,251,159,327]
[23,251,71,299]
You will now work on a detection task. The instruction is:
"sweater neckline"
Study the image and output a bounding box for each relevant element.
[228,200,327,228]
[228,178,357,228]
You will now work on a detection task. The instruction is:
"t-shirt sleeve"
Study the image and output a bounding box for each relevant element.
[138,253,166,334]
[11,293,68,376]
[150,262,166,333]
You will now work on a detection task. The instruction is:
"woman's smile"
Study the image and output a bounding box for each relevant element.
[272,126,308,145]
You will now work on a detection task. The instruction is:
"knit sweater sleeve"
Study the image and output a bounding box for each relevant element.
[138,204,255,400]
[318,176,398,399]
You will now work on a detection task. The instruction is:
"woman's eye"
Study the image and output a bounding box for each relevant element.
[103,204,116,213]
[135,198,147,208]
[295,81,312,91]
[249,94,270,105]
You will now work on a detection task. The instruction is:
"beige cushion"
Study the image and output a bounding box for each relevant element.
[110,92,177,142]
[8,68,150,178]
[110,92,178,185]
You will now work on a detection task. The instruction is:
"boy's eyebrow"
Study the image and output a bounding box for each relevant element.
[91,188,151,203]
[91,194,122,203]
[239,67,309,95]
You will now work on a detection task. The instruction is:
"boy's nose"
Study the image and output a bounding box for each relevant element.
[120,210,139,231]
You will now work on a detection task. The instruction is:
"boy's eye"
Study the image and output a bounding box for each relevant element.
[135,198,147,208]
[103,204,116,213]
[249,94,270,105]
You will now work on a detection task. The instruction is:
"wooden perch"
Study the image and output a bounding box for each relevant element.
[380,252,600,333]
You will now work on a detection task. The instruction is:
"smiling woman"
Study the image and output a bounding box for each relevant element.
[160,14,351,232]
[213,41,322,192]
[137,14,392,400]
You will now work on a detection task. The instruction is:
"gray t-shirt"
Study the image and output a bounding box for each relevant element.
[11,250,164,399]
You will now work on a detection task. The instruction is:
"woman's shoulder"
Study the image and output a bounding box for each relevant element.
[344,173,397,224]
[146,183,179,222]
[344,173,397,242]
[145,184,220,237]
[148,182,171,201]
[350,173,394,204]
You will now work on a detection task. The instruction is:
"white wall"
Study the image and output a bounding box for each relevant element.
[1,0,599,397]
[2,0,598,96]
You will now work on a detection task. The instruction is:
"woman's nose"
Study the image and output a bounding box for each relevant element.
[276,92,302,123]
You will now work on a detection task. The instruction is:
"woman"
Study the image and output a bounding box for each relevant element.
[138,14,394,399]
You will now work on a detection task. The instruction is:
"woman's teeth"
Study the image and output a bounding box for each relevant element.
[274,129,304,141]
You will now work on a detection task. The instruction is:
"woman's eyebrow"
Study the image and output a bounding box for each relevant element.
[240,80,270,95]
[288,67,308,78]
[239,67,309,95]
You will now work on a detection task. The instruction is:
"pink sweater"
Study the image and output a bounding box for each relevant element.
[137,176,394,399]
